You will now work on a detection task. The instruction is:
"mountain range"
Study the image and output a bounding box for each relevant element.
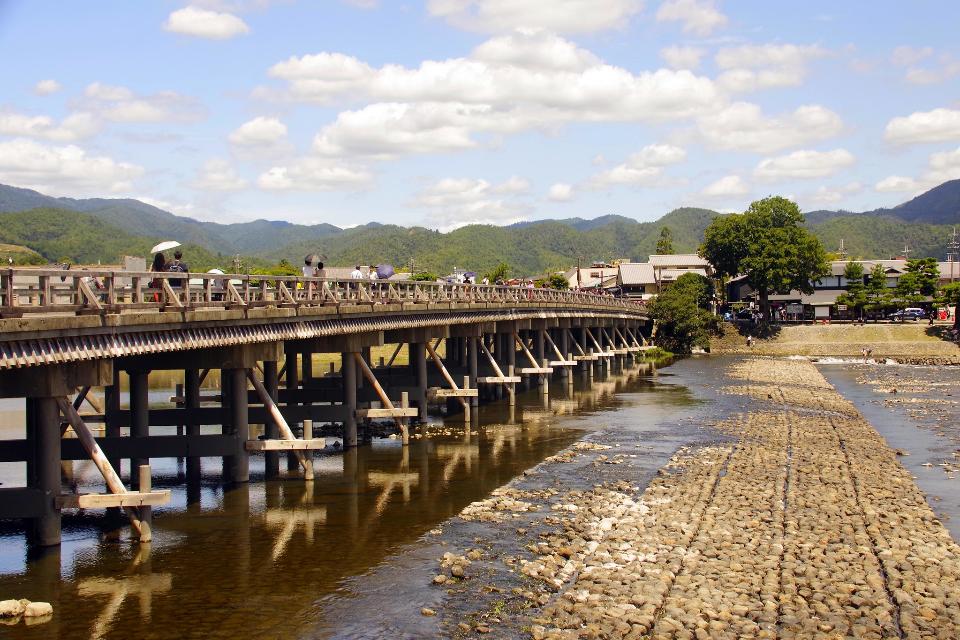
[1,181,959,275]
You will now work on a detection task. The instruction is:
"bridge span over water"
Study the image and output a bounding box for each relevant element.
[0,268,650,546]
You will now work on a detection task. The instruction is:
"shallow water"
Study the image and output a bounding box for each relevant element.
[819,363,960,541]
[0,358,735,640]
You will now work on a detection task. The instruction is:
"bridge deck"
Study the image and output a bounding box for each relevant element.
[0,269,646,370]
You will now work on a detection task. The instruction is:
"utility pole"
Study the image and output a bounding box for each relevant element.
[837,238,847,261]
[948,226,959,283]
[900,243,912,260]
[576,256,582,289]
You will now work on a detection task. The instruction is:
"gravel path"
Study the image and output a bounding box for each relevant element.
[506,358,960,639]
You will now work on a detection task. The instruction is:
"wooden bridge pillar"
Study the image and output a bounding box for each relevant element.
[467,337,479,408]
[263,360,280,478]
[29,397,61,547]
[411,343,428,423]
[129,369,150,489]
[223,367,250,483]
[184,368,202,501]
[104,367,122,480]
[534,329,546,389]
[342,351,358,447]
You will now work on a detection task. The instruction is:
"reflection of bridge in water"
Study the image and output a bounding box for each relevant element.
[0,270,650,548]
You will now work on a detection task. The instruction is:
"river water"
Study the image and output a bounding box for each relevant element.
[0,356,746,639]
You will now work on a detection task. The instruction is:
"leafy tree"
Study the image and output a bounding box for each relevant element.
[655,226,674,255]
[648,272,716,354]
[484,262,510,283]
[534,274,570,290]
[895,257,939,304]
[836,261,866,320]
[411,272,438,282]
[864,263,893,316]
[700,196,828,319]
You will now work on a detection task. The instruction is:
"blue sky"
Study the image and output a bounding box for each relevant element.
[1,0,959,229]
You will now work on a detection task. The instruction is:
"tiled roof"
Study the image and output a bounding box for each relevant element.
[617,263,656,285]
[648,254,710,267]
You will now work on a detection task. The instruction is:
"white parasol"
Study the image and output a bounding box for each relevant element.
[150,240,181,254]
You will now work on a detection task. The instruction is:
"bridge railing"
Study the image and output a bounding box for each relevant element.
[0,268,644,317]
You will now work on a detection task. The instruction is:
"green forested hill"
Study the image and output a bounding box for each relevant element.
[0,208,226,268]
[1,181,959,275]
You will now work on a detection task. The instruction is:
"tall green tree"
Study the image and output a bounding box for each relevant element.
[648,272,716,353]
[655,226,675,255]
[864,263,893,316]
[836,261,866,320]
[895,257,940,304]
[699,196,828,319]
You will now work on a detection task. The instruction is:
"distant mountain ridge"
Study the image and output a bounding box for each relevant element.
[1,180,959,273]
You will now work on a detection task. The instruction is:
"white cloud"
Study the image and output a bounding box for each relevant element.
[656,0,727,36]
[81,82,204,123]
[926,146,960,183]
[702,174,748,197]
[268,32,719,120]
[257,158,372,191]
[875,175,919,193]
[590,143,686,187]
[808,181,862,204]
[874,145,960,194]
[163,5,250,40]
[0,138,143,195]
[33,79,62,96]
[410,175,531,229]
[659,45,704,70]
[903,56,960,85]
[426,0,643,34]
[269,32,720,158]
[548,182,575,201]
[715,43,827,92]
[698,102,843,154]
[193,158,247,190]
[492,175,530,193]
[312,103,483,158]
[0,110,100,142]
[884,108,960,145]
[753,148,855,180]
[891,45,933,67]
[472,29,600,71]
[228,116,288,146]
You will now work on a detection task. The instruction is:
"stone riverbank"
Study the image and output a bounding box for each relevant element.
[434,357,960,639]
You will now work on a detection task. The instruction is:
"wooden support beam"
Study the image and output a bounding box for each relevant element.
[355,407,419,418]
[353,353,409,444]
[585,328,613,357]
[542,330,572,366]
[427,387,479,399]
[385,342,404,367]
[246,369,314,479]
[424,341,470,420]
[513,332,542,370]
[57,491,170,509]
[476,376,522,383]
[566,328,587,356]
[245,438,326,451]
[55,398,150,540]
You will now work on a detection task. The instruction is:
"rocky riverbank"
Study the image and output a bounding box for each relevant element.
[429,357,960,638]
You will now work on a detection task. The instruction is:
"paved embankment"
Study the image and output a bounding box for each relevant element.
[711,323,960,363]
[441,358,960,639]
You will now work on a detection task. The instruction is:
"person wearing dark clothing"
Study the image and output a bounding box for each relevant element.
[167,250,189,288]
[150,252,166,302]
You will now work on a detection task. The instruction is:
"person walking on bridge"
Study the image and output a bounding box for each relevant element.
[150,252,166,302]
[167,250,189,289]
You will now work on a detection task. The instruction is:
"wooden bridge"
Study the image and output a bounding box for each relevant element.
[0,268,650,547]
